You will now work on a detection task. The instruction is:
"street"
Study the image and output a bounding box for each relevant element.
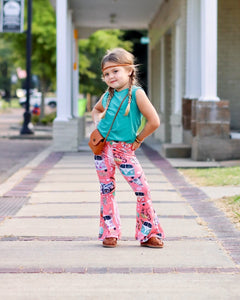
[0,108,51,184]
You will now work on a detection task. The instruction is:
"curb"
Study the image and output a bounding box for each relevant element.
[9,135,52,140]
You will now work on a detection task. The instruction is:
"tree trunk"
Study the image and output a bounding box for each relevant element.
[39,79,46,121]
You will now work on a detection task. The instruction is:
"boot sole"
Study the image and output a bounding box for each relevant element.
[102,244,117,248]
[141,241,164,248]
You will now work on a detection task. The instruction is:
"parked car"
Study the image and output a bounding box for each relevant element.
[19,92,57,108]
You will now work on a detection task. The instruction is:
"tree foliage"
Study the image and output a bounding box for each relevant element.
[30,0,56,90]
[1,0,135,100]
[2,0,56,92]
[0,38,13,99]
[79,30,133,96]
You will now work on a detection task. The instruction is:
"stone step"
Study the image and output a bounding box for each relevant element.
[162,143,191,158]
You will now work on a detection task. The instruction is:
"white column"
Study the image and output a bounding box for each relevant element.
[174,19,182,113]
[199,0,219,101]
[67,10,73,118]
[155,36,166,142]
[160,37,165,113]
[170,19,183,143]
[185,0,201,99]
[56,0,70,121]
[53,0,82,151]
[72,28,79,118]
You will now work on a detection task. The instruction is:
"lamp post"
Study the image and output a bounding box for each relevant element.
[20,0,33,134]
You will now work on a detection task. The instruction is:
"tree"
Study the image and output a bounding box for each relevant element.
[2,0,56,119]
[79,30,133,96]
[0,38,13,101]
[1,0,136,114]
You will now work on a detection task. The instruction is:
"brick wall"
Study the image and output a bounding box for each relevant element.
[218,0,240,129]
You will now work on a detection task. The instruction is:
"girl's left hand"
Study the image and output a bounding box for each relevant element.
[131,141,141,151]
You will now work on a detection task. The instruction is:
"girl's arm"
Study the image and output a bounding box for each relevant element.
[91,95,105,127]
[133,89,160,150]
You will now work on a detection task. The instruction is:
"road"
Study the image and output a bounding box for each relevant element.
[0,107,51,184]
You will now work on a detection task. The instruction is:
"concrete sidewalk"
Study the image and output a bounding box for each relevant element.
[0,141,239,299]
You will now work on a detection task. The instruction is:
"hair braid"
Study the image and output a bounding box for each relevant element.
[101,87,114,119]
[124,72,135,116]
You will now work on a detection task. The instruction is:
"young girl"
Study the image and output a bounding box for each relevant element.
[91,48,165,248]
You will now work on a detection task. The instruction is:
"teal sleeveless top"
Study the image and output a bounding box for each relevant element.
[98,86,142,143]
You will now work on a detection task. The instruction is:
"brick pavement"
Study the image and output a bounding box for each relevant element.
[0,143,239,298]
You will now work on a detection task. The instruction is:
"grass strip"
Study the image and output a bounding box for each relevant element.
[214,195,240,230]
[179,167,240,186]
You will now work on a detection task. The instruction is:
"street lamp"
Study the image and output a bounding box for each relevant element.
[20,0,33,134]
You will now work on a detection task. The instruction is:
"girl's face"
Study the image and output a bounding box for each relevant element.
[102,62,132,91]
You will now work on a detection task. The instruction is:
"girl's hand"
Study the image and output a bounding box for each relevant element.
[131,138,143,151]
[132,141,141,151]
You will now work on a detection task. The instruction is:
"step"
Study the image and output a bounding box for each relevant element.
[162,144,191,158]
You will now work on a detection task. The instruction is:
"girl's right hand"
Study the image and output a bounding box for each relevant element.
[131,140,141,151]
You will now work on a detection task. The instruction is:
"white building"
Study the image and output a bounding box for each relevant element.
[50,0,240,161]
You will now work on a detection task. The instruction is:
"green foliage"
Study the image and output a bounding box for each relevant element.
[0,38,14,98]
[30,0,56,86]
[0,98,21,109]
[31,111,56,125]
[224,194,240,224]
[232,195,240,203]
[30,114,39,125]
[1,1,135,98]
[40,111,56,125]
[179,167,240,186]
[1,0,56,91]
[79,30,133,96]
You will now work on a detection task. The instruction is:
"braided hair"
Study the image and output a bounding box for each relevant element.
[101,87,114,119]
[101,48,138,118]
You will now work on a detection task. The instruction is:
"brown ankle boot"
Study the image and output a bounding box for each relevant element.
[140,237,164,248]
[102,237,117,248]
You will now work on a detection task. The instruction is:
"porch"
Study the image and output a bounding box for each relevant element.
[49,0,240,160]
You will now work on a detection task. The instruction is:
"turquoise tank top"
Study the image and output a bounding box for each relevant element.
[98,86,142,143]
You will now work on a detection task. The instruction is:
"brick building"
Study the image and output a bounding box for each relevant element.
[50,0,240,160]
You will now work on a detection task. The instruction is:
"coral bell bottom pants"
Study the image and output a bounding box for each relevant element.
[94,141,165,242]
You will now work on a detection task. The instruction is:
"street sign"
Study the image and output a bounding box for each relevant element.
[0,0,24,33]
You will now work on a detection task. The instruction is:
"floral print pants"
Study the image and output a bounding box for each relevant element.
[94,141,165,242]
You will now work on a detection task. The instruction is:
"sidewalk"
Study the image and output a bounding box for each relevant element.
[0,139,239,299]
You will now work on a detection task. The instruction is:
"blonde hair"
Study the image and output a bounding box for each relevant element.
[101,48,138,118]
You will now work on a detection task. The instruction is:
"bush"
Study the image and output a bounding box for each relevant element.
[31,112,56,125]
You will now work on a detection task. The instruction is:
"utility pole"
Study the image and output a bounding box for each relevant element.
[20,0,33,134]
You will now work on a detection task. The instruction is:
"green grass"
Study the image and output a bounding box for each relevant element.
[0,98,21,109]
[179,167,240,229]
[223,194,240,225]
[230,195,240,204]
[179,167,240,186]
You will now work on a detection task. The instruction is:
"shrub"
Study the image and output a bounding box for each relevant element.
[31,112,56,125]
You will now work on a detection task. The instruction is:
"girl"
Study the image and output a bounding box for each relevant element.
[91,48,165,248]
